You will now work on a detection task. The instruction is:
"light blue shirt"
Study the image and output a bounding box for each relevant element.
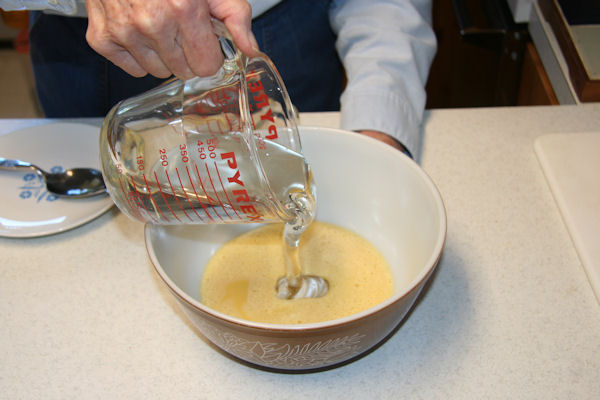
[330,0,436,155]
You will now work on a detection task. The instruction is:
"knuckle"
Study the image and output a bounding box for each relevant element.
[132,13,169,41]
[90,17,135,48]
[132,15,155,36]
[238,1,252,18]
[169,0,194,18]
[228,0,252,21]
[84,28,99,46]
[85,31,111,55]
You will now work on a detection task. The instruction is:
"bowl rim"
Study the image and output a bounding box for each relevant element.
[144,126,447,332]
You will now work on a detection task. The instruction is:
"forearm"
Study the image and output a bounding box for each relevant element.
[329,0,437,155]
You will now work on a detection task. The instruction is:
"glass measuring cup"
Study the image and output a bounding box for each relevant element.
[99,21,315,227]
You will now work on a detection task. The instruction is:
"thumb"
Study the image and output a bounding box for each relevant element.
[224,16,260,56]
[209,0,260,57]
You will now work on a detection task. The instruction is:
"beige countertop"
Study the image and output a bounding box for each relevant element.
[1,104,599,399]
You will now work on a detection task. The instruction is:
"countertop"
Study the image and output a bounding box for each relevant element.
[1,105,599,399]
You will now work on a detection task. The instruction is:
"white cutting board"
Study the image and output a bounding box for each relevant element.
[534,132,600,304]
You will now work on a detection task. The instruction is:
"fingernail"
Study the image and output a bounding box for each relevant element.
[248,30,259,53]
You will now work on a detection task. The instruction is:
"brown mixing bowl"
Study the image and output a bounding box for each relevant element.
[145,127,447,370]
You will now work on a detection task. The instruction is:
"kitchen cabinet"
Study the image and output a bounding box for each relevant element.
[426,0,558,107]
[517,42,559,105]
[535,0,600,103]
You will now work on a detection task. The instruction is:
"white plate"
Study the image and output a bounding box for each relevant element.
[0,122,113,238]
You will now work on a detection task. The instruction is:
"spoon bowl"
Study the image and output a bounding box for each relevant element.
[0,157,107,198]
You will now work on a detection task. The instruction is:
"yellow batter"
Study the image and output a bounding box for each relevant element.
[200,221,394,324]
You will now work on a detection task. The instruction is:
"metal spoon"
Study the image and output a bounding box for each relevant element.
[0,157,107,198]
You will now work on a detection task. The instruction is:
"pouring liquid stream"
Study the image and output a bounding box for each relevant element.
[277,193,329,299]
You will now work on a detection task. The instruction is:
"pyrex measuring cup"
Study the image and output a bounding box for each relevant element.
[99,21,315,226]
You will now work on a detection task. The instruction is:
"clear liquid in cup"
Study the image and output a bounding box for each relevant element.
[106,126,306,225]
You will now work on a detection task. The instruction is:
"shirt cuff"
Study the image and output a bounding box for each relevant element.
[339,89,422,157]
[0,0,77,15]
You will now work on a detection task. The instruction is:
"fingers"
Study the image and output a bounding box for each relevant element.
[208,0,260,57]
[138,18,197,78]
[224,18,260,56]
[154,34,195,79]
[85,0,142,76]
[175,3,225,77]
[85,0,259,80]
[87,0,188,78]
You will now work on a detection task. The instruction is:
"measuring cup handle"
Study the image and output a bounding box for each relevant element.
[210,18,239,62]
[210,18,231,40]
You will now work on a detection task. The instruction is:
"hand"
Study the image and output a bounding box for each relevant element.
[359,130,410,155]
[85,0,260,79]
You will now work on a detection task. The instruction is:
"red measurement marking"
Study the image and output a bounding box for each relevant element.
[129,176,159,223]
[118,178,143,220]
[165,170,193,222]
[195,163,223,222]
[175,167,204,222]
[204,163,235,220]
[185,165,215,222]
[142,174,169,223]
[224,112,235,131]
[194,164,216,204]
[205,120,213,135]
[213,120,220,135]
[154,172,181,222]
[214,161,242,220]
[249,108,257,130]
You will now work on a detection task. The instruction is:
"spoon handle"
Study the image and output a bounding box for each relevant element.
[0,157,38,172]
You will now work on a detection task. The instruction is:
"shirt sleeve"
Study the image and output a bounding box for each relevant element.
[0,0,76,14]
[249,0,281,18]
[329,0,436,156]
